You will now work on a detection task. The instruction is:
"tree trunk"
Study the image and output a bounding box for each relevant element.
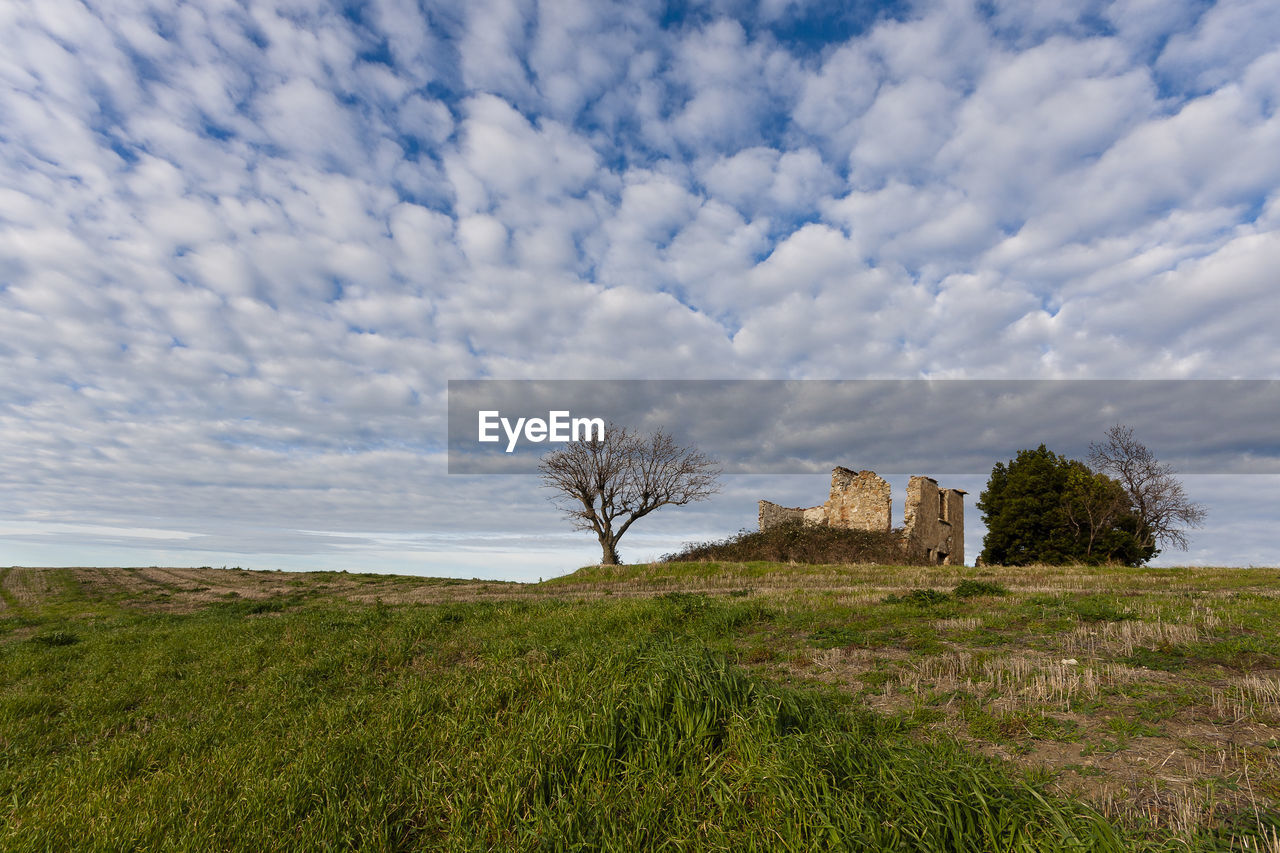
[598,536,621,565]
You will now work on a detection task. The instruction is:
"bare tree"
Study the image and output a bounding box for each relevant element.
[538,424,721,565]
[1060,462,1133,561]
[1088,424,1207,553]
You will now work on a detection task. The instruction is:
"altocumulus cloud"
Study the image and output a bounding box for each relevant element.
[2,0,1279,577]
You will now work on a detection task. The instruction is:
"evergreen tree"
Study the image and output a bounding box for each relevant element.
[978,445,1155,566]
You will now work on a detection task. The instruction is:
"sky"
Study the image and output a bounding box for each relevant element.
[2,0,1279,579]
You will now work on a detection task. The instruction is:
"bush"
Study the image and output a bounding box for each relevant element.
[954,580,1008,598]
[30,630,80,647]
[662,521,926,565]
[884,589,952,606]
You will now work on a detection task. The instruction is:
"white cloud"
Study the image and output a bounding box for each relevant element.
[2,0,1278,574]
[700,146,840,219]
[850,77,959,180]
[457,0,537,104]
[1157,0,1280,91]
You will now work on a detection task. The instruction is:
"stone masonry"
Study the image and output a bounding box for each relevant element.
[758,467,966,565]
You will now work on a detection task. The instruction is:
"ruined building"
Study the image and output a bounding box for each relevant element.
[758,467,966,565]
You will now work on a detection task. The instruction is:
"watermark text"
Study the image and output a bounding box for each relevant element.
[478,410,605,452]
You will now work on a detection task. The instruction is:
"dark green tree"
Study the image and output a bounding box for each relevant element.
[978,445,1155,566]
[1061,463,1154,566]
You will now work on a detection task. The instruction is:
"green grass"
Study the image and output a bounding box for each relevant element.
[4,564,1280,850]
[960,704,1082,751]
[0,572,1128,852]
[884,588,954,607]
[954,579,1009,599]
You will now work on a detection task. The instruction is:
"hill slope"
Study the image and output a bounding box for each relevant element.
[2,563,1278,850]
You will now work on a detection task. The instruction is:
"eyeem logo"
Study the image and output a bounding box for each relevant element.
[478,410,605,452]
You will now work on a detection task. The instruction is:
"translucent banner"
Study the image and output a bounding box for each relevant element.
[447,380,1280,475]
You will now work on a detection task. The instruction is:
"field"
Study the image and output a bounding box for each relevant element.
[2,562,1279,850]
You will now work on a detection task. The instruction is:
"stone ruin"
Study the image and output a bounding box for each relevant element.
[758,467,966,565]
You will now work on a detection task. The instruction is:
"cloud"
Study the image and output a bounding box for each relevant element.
[1156,0,1280,92]
[700,146,841,221]
[2,0,1278,573]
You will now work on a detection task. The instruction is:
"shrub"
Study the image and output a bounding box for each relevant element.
[662,521,925,565]
[30,630,79,647]
[954,580,1008,598]
[885,589,952,606]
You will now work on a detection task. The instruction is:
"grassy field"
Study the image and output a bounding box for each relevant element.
[1,562,1278,850]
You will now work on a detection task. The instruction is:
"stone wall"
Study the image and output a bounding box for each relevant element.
[757,500,805,529]
[823,467,891,531]
[902,476,967,565]
[758,468,890,535]
[759,468,965,565]
[944,489,965,566]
